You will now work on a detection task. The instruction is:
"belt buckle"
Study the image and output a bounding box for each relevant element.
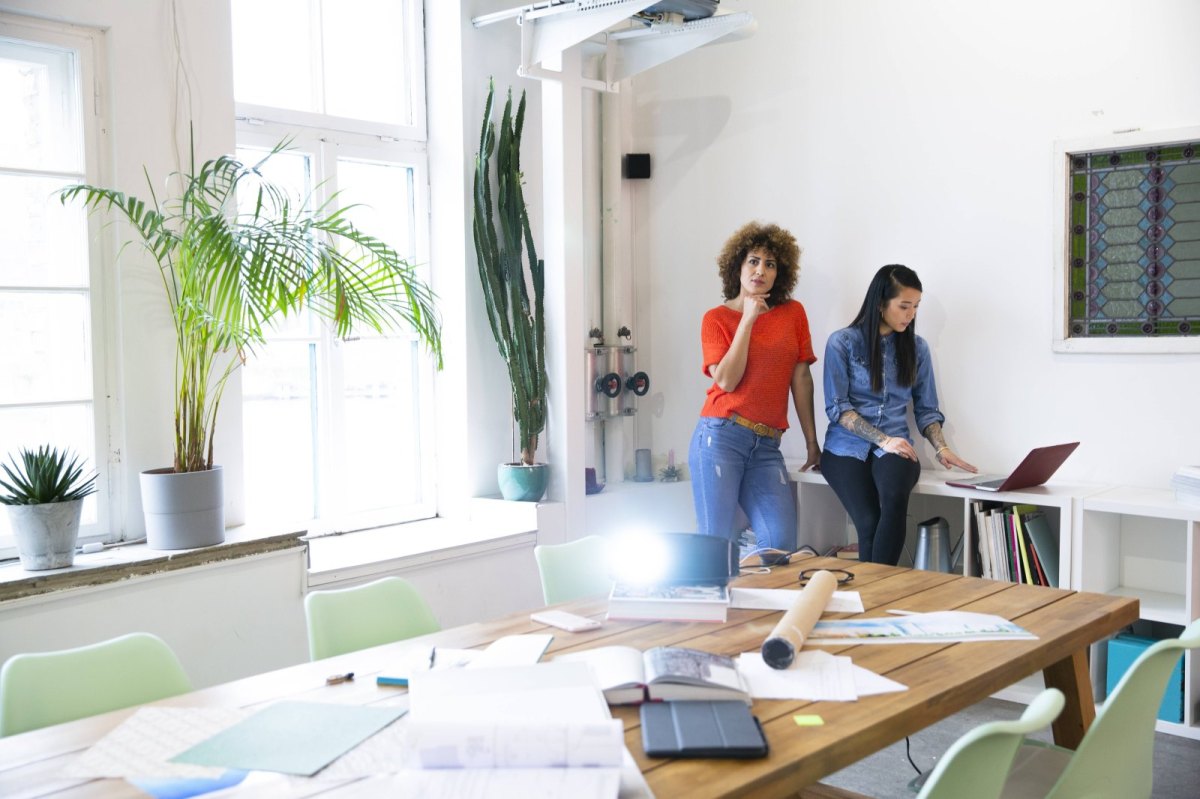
[752,422,770,436]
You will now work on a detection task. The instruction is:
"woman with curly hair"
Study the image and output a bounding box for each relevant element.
[820,264,976,565]
[688,221,820,563]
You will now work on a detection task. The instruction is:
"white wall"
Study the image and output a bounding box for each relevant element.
[630,0,1200,491]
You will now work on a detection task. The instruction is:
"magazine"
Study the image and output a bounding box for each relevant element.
[607,582,729,622]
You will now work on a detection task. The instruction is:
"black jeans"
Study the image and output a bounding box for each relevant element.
[820,450,920,565]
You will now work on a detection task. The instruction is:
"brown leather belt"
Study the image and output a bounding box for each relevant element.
[730,413,783,439]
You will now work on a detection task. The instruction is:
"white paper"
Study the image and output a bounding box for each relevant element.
[409,661,612,726]
[806,611,1037,644]
[408,719,624,768]
[326,767,622,799]
[66,707,252,779]
[729,588,864,613]
[737,651,857,701]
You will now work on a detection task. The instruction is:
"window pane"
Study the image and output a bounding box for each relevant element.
[0,174,88,286]
[243,340,319,524]
[337,158,416,260]
[341,338,421,511]
[0,292,92,404]
[323,0,408,125]
[231,0,317,113]
[0,39,81,172]
[0,403,97,540]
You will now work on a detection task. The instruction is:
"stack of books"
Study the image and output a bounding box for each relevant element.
[607,582,729,622]
[1171,466,1200,506]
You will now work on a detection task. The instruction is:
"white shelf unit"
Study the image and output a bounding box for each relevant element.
[1078,486,1200,739]
[789,467,1089,587]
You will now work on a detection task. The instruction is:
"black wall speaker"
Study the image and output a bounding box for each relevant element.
[622,153,651,180]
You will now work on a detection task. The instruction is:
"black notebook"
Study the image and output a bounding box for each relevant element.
[640,700,769,759]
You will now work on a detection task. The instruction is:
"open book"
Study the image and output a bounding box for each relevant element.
[555,645,750,705]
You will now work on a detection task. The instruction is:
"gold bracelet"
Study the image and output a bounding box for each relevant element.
[935,446,950,457]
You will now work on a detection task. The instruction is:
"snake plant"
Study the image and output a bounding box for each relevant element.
[473,81,548,466]
[61,138,442,474]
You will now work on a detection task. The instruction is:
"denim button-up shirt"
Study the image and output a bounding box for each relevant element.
[822,327,945,460]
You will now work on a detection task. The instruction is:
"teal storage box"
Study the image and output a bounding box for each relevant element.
[1106,634,1183,723]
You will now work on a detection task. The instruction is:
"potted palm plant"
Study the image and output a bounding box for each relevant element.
[62,139,442,549]
[0,446,97,570]
[473,80,549,502]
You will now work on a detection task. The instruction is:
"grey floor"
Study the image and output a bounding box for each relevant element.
[821,698,1200,798]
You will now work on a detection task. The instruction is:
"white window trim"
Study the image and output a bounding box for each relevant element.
[235,119,437,533]
[0,13,118,553]
[1052,125,1200,354]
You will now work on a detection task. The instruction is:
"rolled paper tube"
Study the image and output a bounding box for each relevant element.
[761,569,838,669]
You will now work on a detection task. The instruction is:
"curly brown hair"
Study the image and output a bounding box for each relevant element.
[716,221,801,305]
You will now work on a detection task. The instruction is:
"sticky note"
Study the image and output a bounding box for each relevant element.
[793,714,824,726]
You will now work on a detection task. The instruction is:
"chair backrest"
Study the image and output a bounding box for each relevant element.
[533,535,612,605]
[304,576,440,661]
[917,688,1065,799]
[1044,616,1200,799]
[0,632,192,737]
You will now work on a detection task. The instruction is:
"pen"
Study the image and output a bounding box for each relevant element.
[429,646,437,669]
[325,671,354,685]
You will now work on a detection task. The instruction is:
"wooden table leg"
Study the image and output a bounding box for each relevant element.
[1043,648,1096,748]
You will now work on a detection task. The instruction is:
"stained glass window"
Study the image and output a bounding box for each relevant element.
[1068,140,1200,338]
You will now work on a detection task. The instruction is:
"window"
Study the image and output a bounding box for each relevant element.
[231,0,434,531]
[0,15,108,550]
[1055,127,1200,353]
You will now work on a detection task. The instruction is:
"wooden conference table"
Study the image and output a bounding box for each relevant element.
[0,555,1138,798]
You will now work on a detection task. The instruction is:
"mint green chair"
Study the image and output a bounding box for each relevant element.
[533,535,612,605]
[913,688,1065,799]
[1000,616,1200,799]
[304,576,440,661]
[0,632,192,737]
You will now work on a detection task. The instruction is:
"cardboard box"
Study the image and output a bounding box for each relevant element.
[1106,634,1184,723]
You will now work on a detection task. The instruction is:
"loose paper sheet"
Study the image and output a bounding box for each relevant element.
[806,611,1037,644]
[737,651,907,701]
[66,707,251,779]
[730,588,864,613]
[171,702,406,776]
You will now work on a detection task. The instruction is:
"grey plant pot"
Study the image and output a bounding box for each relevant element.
[140,465,225,550]
[7,498,84,570]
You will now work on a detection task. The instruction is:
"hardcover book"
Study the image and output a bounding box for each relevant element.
[555,645,750,705]
[607,582,729,622]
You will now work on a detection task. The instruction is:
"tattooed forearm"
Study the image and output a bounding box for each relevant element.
[839,410,888,445]
[922,422,947,451]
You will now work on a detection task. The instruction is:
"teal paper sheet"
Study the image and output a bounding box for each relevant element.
[171,702,406,776]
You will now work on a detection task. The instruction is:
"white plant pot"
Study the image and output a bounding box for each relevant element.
[7,499,84,570]
[140,466,225,550]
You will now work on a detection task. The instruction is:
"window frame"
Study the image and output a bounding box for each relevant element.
[0,13,116,553]
[232,0,437,534]
[1053,125,1200,354]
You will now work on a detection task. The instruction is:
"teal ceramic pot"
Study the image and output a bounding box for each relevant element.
[497,462,549,502]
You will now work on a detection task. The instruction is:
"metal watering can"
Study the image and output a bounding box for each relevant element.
[913,516,961,572]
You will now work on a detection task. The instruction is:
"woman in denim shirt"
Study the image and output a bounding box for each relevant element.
[689,222,820,564]
[820,265,976,565]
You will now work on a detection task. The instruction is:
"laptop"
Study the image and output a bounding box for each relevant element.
[944,442,1080,492]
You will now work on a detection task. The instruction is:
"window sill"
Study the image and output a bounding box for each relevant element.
[0,525,307,605]
[306,513,538,587]
[0,499,542,604]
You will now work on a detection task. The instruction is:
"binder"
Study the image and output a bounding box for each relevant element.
[640,700,769,759]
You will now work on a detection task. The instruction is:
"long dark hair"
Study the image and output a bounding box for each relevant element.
[849,264,923,392]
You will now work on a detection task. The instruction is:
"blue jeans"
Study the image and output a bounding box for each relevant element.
[688,417,796,555]
[819,450,920,565]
